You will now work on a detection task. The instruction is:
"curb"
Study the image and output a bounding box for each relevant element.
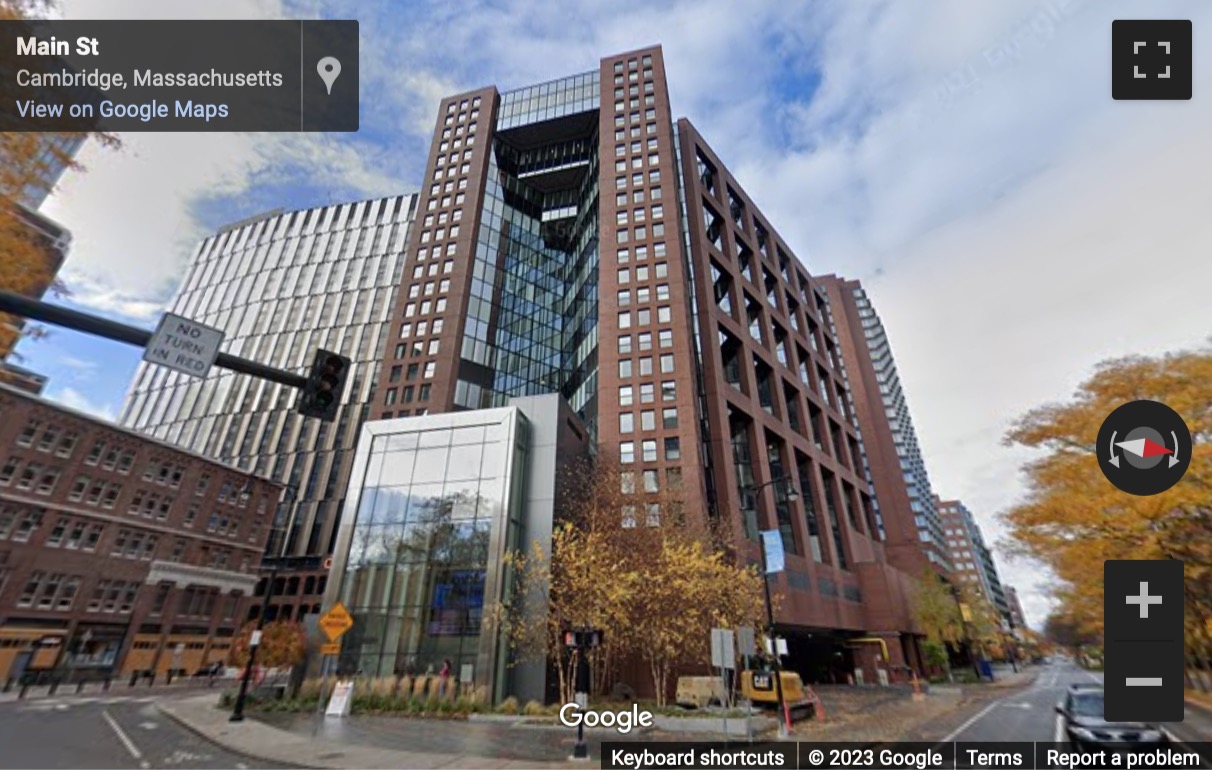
[155,698,326,770]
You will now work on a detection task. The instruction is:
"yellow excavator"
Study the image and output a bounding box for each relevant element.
[676,663,819,721]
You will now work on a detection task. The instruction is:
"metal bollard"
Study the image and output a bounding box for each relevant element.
[129,672,139,687]
[76,680,85,694]
[48,679,59,696]
[147,672,155,687]
[103,677,111,692]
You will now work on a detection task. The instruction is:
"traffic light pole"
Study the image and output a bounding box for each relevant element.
[0,291,307,390]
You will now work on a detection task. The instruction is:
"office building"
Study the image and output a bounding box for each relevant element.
[352,45,924,693]
[819,276,950,577]
[0,384,279,684]
[120,195,418,621]
[937,497,1010,622]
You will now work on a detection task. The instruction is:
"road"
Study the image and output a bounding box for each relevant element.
[0,693,289,769]
[938,660,1212,745]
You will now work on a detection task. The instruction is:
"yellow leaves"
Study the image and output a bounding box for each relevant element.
[228,621,307,669]
[909,569,965,645]
[1002,348,1212,648]
[491,458,766,704]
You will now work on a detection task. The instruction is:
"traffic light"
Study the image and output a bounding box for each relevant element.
[298,349,349,421]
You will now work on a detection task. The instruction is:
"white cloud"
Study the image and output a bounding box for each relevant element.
[44,0,412,319]
[52,386,118,421]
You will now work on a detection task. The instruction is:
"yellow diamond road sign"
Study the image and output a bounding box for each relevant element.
[319,601,354,642]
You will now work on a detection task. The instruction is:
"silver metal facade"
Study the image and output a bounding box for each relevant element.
[120,195,418,566]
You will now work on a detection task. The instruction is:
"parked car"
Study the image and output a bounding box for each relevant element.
[1056,685,1167,749]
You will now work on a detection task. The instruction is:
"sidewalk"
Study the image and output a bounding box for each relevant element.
[159,692,610,769]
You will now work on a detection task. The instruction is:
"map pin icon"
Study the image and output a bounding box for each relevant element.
[317,57,342,95]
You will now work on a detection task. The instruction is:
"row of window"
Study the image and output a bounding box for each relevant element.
[15,420,78,458]
[16,571,139,614]
[618,354,675,379]
[619,437,682,464]
[619,407,678,433]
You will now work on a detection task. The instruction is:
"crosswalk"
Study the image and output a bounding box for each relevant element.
[16,695,158,712]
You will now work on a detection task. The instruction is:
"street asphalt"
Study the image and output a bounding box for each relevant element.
[934,660,1212,745]
[0,693,291,769]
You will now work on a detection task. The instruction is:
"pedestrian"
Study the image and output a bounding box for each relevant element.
[439,658,452,697]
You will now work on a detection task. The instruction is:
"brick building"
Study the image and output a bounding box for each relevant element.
[352,45,925,686]
[818,275,951,578]
[937,496,1010,623]
[0,384,279,683]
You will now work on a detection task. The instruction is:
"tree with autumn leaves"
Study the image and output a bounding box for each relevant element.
[1001,347,1212,676]
[0,0,120,362]
[909,568,1003,672]
[491,456,766,705]
[228,620,307,672]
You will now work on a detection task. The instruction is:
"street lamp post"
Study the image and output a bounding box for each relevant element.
[744,476,799,738]
[230,487,295,723]
[230,563,278,722]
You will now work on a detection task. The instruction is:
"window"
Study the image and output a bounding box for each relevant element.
[619,359,633,378]
[619,385,634,406]
[658,306,672,323]
[640,410,656,431]
[618,335,632,354]
[638,332,652,351]
[640,383,655,403]
[619,413,634,433]
[642,469,659,493]
[622,505,637,528]
[658,329,673,348]
[641,440,658,462]
[618,311,631,329]
[17,421,39,447]
[12,509,42,542]
[662,381,677,401]
[662,408,678,429]
[639,357,653,376]
[617,289,631,307]
[665,437,682,460]
[660,354,674,373]
[0,456,18,486]
[620,442,636,464]
[68,475,88,501]
[656,284,670,301]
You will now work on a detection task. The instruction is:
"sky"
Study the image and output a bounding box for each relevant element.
[15,0,1212,630]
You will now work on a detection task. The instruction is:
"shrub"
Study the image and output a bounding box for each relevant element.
[522,700,546,716]
[497,695,520,715]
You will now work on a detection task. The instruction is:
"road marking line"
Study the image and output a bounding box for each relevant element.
[1054,714,1065,743]
[102,709,143,762]
[941,700,1001,742]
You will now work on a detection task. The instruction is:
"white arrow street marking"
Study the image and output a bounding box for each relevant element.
[138,721,158,730]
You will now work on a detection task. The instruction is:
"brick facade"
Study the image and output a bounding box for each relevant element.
[0,385,279,683]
